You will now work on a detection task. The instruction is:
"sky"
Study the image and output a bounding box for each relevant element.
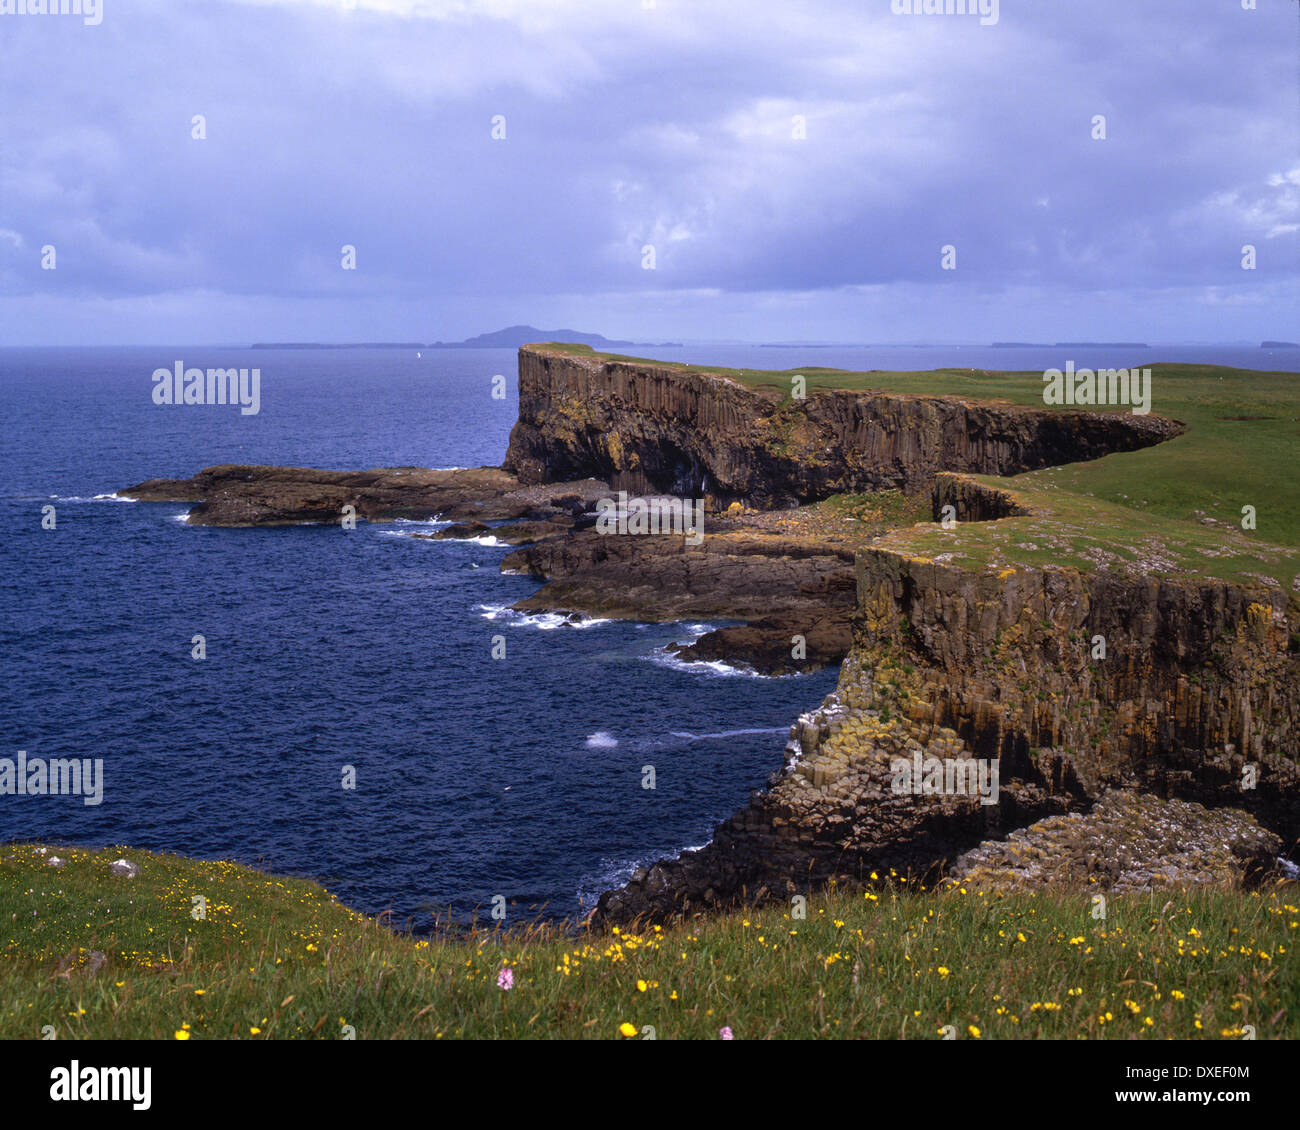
[0,0,1297,345]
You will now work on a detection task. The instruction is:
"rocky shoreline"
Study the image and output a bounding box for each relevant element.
[121,462,868,674]
[123,344,1299,925]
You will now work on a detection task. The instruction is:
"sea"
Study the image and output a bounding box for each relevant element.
[2,342,1295,927]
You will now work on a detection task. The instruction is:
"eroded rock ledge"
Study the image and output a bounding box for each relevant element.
[122,464,610,527]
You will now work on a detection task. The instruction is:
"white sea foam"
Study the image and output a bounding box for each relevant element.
[477,604,612,630]
[47,493,138,503]
[585,731,618,749]
[669,727,787,741]
[647,648,768,679]
[575,840,715,908]
[647,638,810,679]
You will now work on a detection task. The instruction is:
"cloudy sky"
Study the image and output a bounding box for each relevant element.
[0,0,1296,344]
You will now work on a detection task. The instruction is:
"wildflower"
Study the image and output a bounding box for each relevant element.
[497,967,514,991]
[249,1027,261,1035]
[968,1025,980,1039]
[636,980,648,993]
[719,1027,734,1040]
[618,1022,637,1038]
[937,967,950,977]
[174,1030,190,1041]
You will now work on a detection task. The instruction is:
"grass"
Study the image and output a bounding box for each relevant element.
[532,345,1300,591]
[4,842,1295,1040]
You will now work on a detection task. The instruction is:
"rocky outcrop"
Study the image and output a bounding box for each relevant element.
[502,524,860,674]
[949,791,1282,892]
[594,549,1300,925]
[121,464,610,527]
[504,346,1183,508]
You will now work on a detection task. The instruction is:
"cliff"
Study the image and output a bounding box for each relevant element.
[504,345,1182,508]
[500,345,1300,925]
[596,501,1300,924]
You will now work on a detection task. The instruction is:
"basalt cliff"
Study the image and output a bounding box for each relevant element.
[595,495,1300,924]
[502,345,1178,507]
[497,346,1296,923]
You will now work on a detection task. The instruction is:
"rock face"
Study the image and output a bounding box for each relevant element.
[503,525,860,674]
[504,346,1183,508]
[949,791,1282,892]
[594,533,1300,926]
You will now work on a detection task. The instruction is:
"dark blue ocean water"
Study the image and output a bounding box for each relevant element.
[2,343,1293,926]
[0,345,840,927]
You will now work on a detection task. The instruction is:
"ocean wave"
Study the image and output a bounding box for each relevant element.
[584,731,618,749]
[646,648,789,679]
[47,493,139,503]
[668,727,787,741]
[575,840,714,909]
[476,604,613,630]
[452,534,503,546]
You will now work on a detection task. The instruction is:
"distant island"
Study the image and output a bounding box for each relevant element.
[251,326,681,350]
[428,325,681,349]
[1261,341,1299,349]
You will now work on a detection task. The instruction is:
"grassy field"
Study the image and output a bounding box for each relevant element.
[3,842,1294,1040]
[537,345,1300,590]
